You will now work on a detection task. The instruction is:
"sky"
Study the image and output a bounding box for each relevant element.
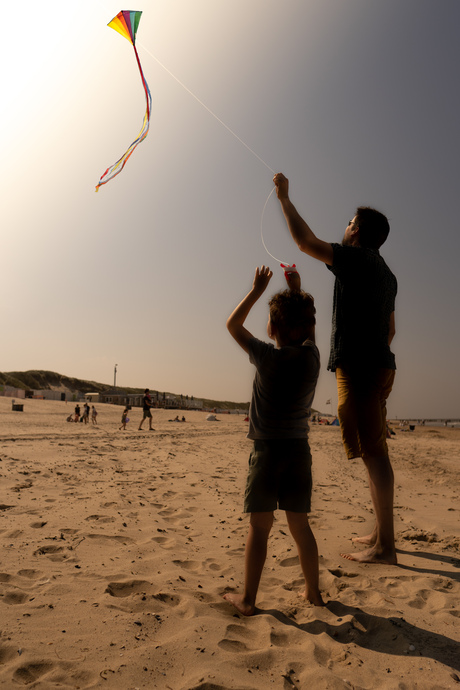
[1,0,459,419]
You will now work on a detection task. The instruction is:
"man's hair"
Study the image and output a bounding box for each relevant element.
[268,289,316,345]
[355,206,390,249]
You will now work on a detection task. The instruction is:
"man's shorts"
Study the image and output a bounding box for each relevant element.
[142,409,152,419]
[336,366,395,460]
[244,438,312,514]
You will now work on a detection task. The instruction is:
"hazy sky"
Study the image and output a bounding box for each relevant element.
[2,0,459,419]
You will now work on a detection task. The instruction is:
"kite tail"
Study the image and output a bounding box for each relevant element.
[95,45,152,192]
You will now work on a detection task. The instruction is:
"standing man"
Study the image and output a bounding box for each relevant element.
[274,173,397,564]
[138,388,154,431]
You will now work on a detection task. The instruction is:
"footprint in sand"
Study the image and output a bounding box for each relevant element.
[6,530,23,539]
[328,568,359,579]
[11,659,96,688]
[152,535,176,548]
[217,624,255,653]
[152,592,182,607]
[270,630,292,647]
[279,555,300,568]
[1,590,29,605]
[173,559,200,572]
[33,545,66,560]
[203,558,223,572]
[17,569,42,579]
[0,645,18,665]
[12,660,55,685]
[224,623,253,641]
[84,534,134,544]
[217,638,249,652]
[58,528,79,536]
[105,580,152,598]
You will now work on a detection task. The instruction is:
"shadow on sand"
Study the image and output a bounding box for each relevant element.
[396,547,460,582]
[256,600,460,674]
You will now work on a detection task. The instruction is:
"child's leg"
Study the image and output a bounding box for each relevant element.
[223,511,273,616]
[285,511,324,606]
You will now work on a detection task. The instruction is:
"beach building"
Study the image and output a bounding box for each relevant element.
[97,389,129,406]
[84,392,101,403]
[95,389,204,410]
[29,390,70,402]
[0,384,25,399]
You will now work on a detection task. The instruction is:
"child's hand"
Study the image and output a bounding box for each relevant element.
[281,264,301,291]
[253,265,273,295]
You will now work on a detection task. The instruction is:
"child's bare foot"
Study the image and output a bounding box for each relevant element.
[351,533,376,546]
[223,592,255,616]
[341,545,397,565]
[300,590,325,606]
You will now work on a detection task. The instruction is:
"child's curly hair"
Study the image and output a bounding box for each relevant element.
[268,290,316,345]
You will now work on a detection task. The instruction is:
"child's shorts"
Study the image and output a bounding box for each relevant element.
[244,438,312,514]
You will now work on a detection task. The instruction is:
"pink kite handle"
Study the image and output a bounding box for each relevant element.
[280,263,298,277]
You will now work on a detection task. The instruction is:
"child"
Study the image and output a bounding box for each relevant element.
[119,407,129,430]
[223,265,324,615]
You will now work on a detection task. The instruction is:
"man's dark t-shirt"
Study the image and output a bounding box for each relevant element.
[326,243,397,372]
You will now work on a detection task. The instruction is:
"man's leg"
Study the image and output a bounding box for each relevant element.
[341,454,396,563]
[286,511,324,605]
[223,511,273,616]
[340,369,397,564]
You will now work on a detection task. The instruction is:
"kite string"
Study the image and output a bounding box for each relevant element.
[260,186,288,265]
[138,43,275,176]
[137,42,290,265]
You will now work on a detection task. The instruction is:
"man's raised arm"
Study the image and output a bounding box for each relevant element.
[273,173,333,266]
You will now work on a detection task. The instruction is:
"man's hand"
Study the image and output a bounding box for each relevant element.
[273,172,289,200]
[273,171,334,265]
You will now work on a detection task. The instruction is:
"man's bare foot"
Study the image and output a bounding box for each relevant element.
[299,590,325,606]
[223,592,255,616]
[341,545,397,565]
[351,533,376,546]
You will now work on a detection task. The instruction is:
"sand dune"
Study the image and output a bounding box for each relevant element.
[0,397,459,689]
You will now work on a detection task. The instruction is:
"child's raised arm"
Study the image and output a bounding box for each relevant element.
[227,266,272,354]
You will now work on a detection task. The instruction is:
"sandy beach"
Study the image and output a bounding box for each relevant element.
[0,396,459,689]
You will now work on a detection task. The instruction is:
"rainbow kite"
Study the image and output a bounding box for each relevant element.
[96,10,152,192]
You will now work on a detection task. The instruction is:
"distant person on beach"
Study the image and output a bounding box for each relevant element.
[83,402,90,424]
[74,404,80,423]
[119,407,129,430]
[138,389,154,431]
[91,406,98,425]
[274,172,397,565]
[223,265,323,616]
